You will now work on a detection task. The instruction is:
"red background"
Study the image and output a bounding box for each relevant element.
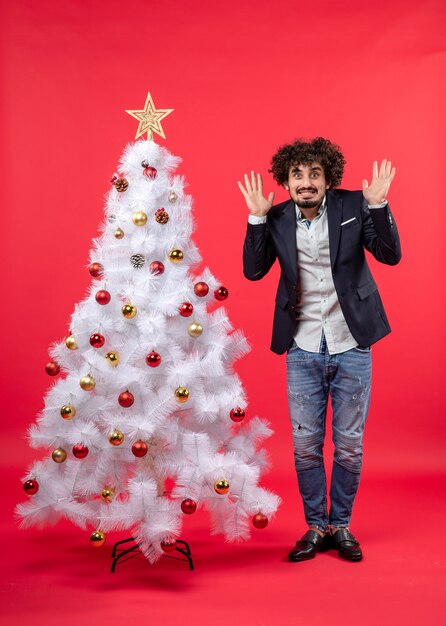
[1,1,445,624]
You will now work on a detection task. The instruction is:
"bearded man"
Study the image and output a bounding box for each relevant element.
[239,137,401,562]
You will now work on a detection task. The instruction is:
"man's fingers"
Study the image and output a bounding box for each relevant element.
[385,160,392,178]
[251,170,257,191]
[389,167,396,183]
[372,161,378,180]
[379,159,387,178]
[237,180,248,198]
[362,179,369,190]
[257,172,263,194]
[240,170,273,210]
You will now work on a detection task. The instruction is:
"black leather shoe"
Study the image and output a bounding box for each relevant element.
[288,530,332,562]
[331,528,363,561]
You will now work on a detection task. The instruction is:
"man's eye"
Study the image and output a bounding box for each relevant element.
[311,173,320,178]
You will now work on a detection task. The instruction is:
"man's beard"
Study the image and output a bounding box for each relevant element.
[295,197,322,209]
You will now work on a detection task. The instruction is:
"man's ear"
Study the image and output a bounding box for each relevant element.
[283,183,289,190]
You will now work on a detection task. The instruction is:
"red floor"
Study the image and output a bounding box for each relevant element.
[3,463,445,626]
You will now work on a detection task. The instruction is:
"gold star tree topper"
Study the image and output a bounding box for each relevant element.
[126,92,173,140]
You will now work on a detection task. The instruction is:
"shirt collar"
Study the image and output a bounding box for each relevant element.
[295,195,327,221]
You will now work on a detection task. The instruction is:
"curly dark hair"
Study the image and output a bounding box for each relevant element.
[269,137,346,188]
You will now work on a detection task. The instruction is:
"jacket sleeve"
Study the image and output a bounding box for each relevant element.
[361,200,402,266]
[243,220,277,281]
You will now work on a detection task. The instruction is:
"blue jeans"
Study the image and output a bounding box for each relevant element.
[286,335,372,531]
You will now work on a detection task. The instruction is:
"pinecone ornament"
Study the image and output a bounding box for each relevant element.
[130,253,145,269]
[155,208,169,224]
[114,178,129,192]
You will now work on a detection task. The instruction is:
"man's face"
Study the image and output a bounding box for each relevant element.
[284,161,329,209]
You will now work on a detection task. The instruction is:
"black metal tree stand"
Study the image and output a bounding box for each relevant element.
[110,537,194,572]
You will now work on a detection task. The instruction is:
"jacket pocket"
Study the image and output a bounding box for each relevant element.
[341,217,358,228]
[357,280,377,300]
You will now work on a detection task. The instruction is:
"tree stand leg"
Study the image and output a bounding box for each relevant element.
[110,537,194,572]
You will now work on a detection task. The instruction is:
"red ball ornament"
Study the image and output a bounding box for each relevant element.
[89,262,104,278]
[23,479,39,495]
[214,286,229,301]
[146,351,161,367]
[132,441,148,457]
[45,361,60,376]
[118,390,134,408]
[72,444,89,459]
[90,333,105,348]
[230,407,245,422]
[194,282,209,297]
[181,499,197,515]
[143,166,158,179]
[179,302,193,317]
[252,513,269,529]
[95,290,111,305]
[149,261,165,275]
[161,539,177,553]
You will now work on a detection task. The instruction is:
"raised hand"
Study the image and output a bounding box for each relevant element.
[362,159,396,205]
[238,171,275,217]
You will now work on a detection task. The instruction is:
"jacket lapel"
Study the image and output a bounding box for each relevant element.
[327,190,343,269]
[281,200,298,283]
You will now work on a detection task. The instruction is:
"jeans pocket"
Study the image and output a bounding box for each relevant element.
[286,344,312,361]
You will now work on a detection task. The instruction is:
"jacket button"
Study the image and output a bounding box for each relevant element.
[288,305,295,311]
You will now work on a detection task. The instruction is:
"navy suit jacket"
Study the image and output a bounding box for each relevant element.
[243,189,401,354]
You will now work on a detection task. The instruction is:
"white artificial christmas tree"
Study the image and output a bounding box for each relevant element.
[17,93,280,564]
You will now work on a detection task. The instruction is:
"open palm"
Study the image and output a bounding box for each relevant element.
[238,171,275,216]
[362,159,396,205]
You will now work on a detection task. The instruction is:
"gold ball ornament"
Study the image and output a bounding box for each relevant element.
[105,351,120,367]
[168,249,184,264]
[52,448,67,463]
[188,322,203,337]
[122,304,137,319]
[60,404,76,420]
[101,487,115,503]
[90,530,106,547]
[132,211,147,226]
[65,335,78,350]
[108,429,124,446]
[175,386,190,403]
[80,374,96,391]
[114,227,125,239]
[214,479,230,495]
[168,191,178,203]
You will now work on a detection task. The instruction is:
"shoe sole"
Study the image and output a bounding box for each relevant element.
[337,552,363,562]
[288,545,332,561]
[288,553,317,562]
